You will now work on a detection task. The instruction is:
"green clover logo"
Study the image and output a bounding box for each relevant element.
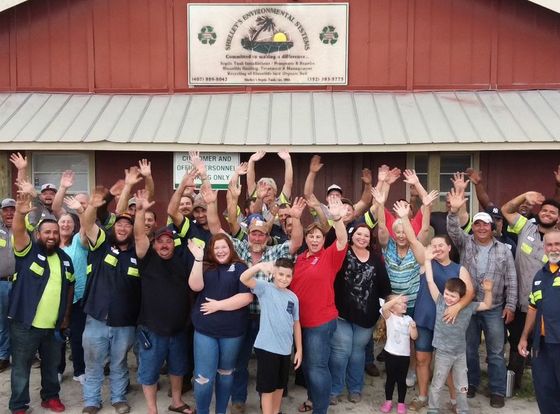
[320,26,338,45]
[198,26,217,45]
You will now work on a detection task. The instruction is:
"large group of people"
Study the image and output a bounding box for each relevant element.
[0,150,559,414]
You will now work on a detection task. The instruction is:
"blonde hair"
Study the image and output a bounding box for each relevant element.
[374,294,401,343]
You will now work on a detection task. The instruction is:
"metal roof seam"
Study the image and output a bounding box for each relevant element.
[176,95,193,143]
[0,93,30,131]
[82,95,112,142]
[330,92,339,146]
[456,92,483,143]
[309,92,316,146]
[495,91,531,142]
[475,92,508,142]
[198,94,212,145]
[35,94,72,142]
[220,94,233,145]
[350,92,363,145]
[106,95,133,143]
[370,93,384,145]
[129,95,152,143]
[392,94,409,145]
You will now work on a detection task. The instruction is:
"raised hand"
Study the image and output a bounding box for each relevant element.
[387,167,402,185]
[447,188,467,213]
[181,168,198,192]
[258,261,275,275]
[249,150,266,162]
[422,189,440,207]
[89,186,107,208]
[288,197,307,220]
[327,196,345,220]
[124,166,143,186]
[554,165,560,185]
[371,187,386,206]
[228,180,242,199]
[277,149,291,161]
[64,196,84,214]
[305,193,321,210]
[256,181,268,200]
[15,178,35,196]
[424,245,435,261]
[235,162,249,176]
[59,170,75,189]
[15,192,33,215]
[377,164,389,183]
[200,184,217,204]
[465,168,482,185]
[9,152,27,170]
[525,191,545,206]
[135,189,155,211]
[451,172,469,193]
[361,168,372,185]
[393,200,410,219]
[187,239,204,261]
[308,155,323,173]
[189,151,207,177]
[137,159,152,177]
[109,179,125,197]
[403,169,420,185]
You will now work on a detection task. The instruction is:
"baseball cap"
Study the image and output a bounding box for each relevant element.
[40,183,57,193]
[127,197,136,207]
[486,206,503,220]
[247,214,268,234]
[115,213,134,225]
[1,198,16,209]
[193,194,208,211]
[154,226,174,240]
[327,184,343,195]
[472,212,493,224]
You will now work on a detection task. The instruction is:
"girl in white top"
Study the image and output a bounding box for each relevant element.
[378,295,417,414]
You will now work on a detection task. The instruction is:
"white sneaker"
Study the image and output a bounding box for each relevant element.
[73,374,86,385]
[406,370,417,387]
[58,373,63,383]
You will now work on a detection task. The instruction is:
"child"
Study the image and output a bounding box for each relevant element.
[424,247,493,414]
[379,294,418,414]
[239,258,302,414]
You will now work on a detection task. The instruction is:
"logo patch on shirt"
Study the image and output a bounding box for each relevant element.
[311,257,319,265]
[130,258,137,265]
[63,261,70,267]
[37,254,46,261]
[286,301,294,315]
[228,264,236,272]
[534,280,542,286]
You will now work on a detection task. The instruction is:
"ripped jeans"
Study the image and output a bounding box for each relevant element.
[428,350,469,414]
[193,330,244,414]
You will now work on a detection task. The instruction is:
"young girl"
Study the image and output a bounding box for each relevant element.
[377,295,417,414]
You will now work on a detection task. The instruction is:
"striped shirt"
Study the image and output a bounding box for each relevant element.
[382,238,420,311]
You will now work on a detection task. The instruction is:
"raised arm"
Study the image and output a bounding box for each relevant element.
[423,247,440,302]
[328,196,348,250]
[450,172,470,226]
[134,189,155,259]
[200,183,223,235]
[9,152,28,184]
[189,151,211,189]
[287,197,306,254]
[188,239,205,292]
[63,196,88,246]
[83,187,105,245]
[97,179,124,228]
[303,155,323,200]
[278,150,293,200]
[393,200,425,264]
[12,191,33,252]
[446,188,469,250]
[466,168,492,210]
[306,193,330,233]
[168,168,197,227]
[116,167,142,215]
[246,150,266,196]
[52,170,74,218]
[381,295,406,320]
[418,190,439,245]
[372,187,389,248]
[353,168,373,218]
[501,191,544,227]
[553,165,560,203]
[442,266,475,324]
[403,169,428,200]
[240,262,273,290]
[138,159,155,201]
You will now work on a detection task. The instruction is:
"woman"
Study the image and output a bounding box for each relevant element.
[395,202,474,412]
[329,224,392,404]
[56,207,89,385]
[291,197,347,414]
[188,234,253,414]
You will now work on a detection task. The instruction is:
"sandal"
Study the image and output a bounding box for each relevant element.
[168,404,195,414]
[298,400,313,412]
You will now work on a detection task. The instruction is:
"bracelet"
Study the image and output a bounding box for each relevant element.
[332,216,342,222]
[194,259,203,262]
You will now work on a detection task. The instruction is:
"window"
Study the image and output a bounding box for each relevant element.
[409,152,477,212]
[31,152,92,194]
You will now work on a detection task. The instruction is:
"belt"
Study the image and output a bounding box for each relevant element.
[0,275,13,282]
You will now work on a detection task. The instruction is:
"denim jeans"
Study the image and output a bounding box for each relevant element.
[329,318,373,396]
[428,350,469,414]
[82,316,135,408]
[70,300,87,377]
[9,320,61,412]
[193,330,244,414]
[365,336,374,366]
[0,280,11,360]
[231,317,259,404]
[302,318,337,414]
[465,306,506,396]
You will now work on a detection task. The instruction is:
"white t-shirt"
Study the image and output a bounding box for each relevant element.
[383,312,413,357]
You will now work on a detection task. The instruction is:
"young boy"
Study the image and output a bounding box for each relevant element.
[424,248,493,414]
[239,258,302,414]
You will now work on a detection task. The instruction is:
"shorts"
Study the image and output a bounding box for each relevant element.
[255,348,291,393]
[414,326,434,353]
[137,326,189,385]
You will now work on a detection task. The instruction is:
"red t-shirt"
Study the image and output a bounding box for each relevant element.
[385,208,423,238]
[291,242,348,328]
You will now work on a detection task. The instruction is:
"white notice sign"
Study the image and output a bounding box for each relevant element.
[187,3,348,86]
[173,152,240,190]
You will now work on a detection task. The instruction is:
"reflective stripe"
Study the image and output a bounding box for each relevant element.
[462,218,472,235]
[177,218,191,238]
[86,264,92,274]
[30,262,45,276]
[174,238,181,247]
[0,239,6,248]
[192,238,205,249]
[553,277,560,287]
[530,290,543,305]
[104,254,118,266]
[510,215,527,235]
[104,213,116,230]
[520,242,533,255]
[542,255,549,263]
[65,271,75,282]
[127,267,139,277]
[364,211,377,229]
[12,272,17,282]
[24,214,36,232]
[90,229,106,251]
[14,242,32,257]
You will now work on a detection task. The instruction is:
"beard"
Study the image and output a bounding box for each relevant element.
[108,232,133,249]
[249,242,265,254]
[547,252,560,264]
[37,238,57,255]
[535,216,557,229]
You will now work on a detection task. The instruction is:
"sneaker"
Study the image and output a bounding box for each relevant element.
[0,359,10,373]
[73,374,86,385]
[408,397,428,411]
[112,402,130,414]
[490,394,505,408]
[329,395,339,406]
[231,402,246,414]
[82,407,101,414]
[41,398,66,412]
[467,386,477,399]
[32,355,41,368]
[365,362,380,377]
[380,400,393,413]
[348,393,362,403]
[397,403,407,414]
[406,370,417,387]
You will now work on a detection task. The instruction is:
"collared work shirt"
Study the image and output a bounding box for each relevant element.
[0,223,14,277]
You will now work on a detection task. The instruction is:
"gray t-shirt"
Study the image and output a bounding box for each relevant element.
[432,296,479,353]
[475,243,492,280]
[253,279,299,356]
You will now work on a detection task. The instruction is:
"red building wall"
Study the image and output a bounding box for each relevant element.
[1,0,560,92]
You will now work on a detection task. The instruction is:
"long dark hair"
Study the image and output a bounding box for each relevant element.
[204,233,246,270]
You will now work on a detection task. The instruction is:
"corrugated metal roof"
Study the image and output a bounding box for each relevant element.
[1,91,560,152]
[0,0,28,13]
[527,0,560,14]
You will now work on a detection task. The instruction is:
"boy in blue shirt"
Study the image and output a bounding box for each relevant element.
[240,258,302,414]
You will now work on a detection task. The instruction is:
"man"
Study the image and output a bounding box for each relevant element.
[81,188,141,414]
[447,189,517,409]
[0,198,16,373]
[9,191,75,414]
[501,192,559,388]
[191,194,211,244]
[134,190,195,414]
[518,230,560,414]
[205,182,305,414]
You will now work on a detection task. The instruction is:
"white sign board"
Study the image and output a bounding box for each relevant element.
[187,3,348,86]
[173,152,240,190]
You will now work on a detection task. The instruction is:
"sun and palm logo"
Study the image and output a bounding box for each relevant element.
[198,26,217,45]
[241,16,293,54]
[320,26,338,45]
